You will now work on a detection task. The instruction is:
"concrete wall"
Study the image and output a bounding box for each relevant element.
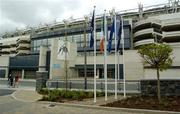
[124,50,144,80]
[49,38,64,79]
[0,56,9,78]
[144,69,180,79]
[49,39,77,79]
[144,46,180,79]
[171,46,180,66]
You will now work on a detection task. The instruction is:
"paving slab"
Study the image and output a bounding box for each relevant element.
[12,90,42,102]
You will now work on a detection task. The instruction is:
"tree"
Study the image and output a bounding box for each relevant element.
[138,43,173,102]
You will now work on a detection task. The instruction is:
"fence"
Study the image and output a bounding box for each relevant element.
[46,79,141,94]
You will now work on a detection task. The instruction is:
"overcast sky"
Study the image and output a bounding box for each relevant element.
[0,0,168,35]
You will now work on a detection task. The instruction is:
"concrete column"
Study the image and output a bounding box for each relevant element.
[39,46,48,72]
[22,69,25,79]
[97,69,99,79]
[5,69,8,78]
[76,69,79,78]
[49,39,57,79]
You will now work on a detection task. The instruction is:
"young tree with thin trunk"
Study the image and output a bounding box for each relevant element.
[138,43,173,102]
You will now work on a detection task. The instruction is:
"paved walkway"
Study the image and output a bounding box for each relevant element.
[66,95,124,106]
[12,89,123,105]
[0,89,177,114]
[0,85,35,91]
[12,90,42,102]
[11,90,180,114]
[0,95,143,114]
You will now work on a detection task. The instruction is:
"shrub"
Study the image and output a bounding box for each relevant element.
[64,91,73,98]
[79,91,86,98]
[72,93,80,100]
[87,92,94,98]
[48,92,58,101]
[40,89,105,102]
[60,90,66,97]
[38,88,49,95]
[97,92,105,97]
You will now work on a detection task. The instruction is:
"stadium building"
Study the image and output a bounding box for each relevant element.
[0,1,180,81]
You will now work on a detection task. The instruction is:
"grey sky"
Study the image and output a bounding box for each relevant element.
[0,0,168,35]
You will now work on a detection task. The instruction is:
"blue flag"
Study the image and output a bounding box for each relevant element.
[90,9,95,48]
[116,17,122,51]
[108,20,115,53]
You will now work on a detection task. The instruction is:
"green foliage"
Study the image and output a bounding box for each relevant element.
[64,91,73,98]
[39,89,105,101]
[97,92,105,97]
[72,92,80,100]
[138,43,173,71]
[138,43,173,102]
[87,92,94,98]
[38,88,49,95]
[48,89,60,101]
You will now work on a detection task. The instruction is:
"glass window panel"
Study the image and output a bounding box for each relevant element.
[77,42,81,47]
[124,28,130,38]
[42,39,47,46]
[75,35,80,42]
[36,40,41,47]
[47,39,51,45]
[67,36,71,42]
[124,39,130,48]
[37,46,40,51]
[97,32,101,40]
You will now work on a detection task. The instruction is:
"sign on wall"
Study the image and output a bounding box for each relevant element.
[57,40,70,60]
[53,64,61,68]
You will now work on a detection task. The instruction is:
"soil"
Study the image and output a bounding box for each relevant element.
[102,96,180,112]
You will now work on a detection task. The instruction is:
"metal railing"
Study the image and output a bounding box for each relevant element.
[46,79,141,94]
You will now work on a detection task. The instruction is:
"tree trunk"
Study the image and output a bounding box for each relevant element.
[157,68,161,102]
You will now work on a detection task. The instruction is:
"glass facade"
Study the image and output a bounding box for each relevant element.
[31,24,131,53]
[77,64,124,79]
[31,39,52,52]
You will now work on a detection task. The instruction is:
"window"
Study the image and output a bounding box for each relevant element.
[96,32,101,40]
[41,39,47,46]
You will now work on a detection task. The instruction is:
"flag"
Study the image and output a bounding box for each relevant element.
[108,19,115,53]
[100,33,104,53]
[90,9,95,48]
[100,14,105,53]
[116,16,122,51]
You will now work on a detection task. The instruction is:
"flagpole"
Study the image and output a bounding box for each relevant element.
[93,6,97,103]
[104,10,107,101]
[114,9,117,99]
[121,16,126,98]
[117,17,121,90]
[84,16,88,90]
[117,50,120,81]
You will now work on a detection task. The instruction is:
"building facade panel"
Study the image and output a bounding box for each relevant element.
[0,3,180,80]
